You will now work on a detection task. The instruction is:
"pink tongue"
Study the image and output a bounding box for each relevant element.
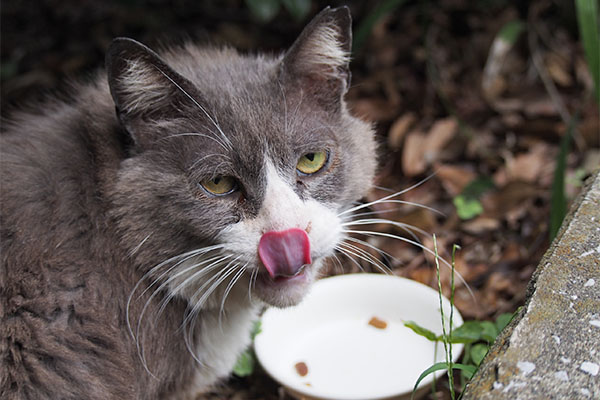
[258,228,311,279]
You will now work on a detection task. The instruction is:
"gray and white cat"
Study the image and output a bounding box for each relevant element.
[1,6,376,399]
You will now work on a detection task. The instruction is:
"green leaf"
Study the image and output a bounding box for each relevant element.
[245,0,281,23]
[455,362,478,380]
[470,343,489,366]
[453,177,495,220]
[495,312,515,332]
[232,348,256,377]
[404,321,439,341]
[497,20,525,45]
[281,0,311,22]
[576,0,600,103]
[453,195,483,220]
[461,177,495,198]
[480,321,498,343]
[448,321,485,344]
[411,362,478,399]
[550,117,575,241]
[250,320,262,339]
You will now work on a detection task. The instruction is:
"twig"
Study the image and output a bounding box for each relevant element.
[527,4,585,150]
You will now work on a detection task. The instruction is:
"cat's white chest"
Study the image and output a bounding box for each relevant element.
[178,292,261,398]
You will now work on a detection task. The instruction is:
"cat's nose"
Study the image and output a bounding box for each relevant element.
[258,228,311,280]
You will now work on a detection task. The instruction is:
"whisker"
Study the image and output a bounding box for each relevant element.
[189,152,230,171]
[129,233,153,257]
[338,173,439,217]
[342,229,475,300]
[340,199,445,219]
[334,245,366,273]
[344,236,398,265]
[154,67,233,149]
[155,255,233,320]
[248,267,259,303]
[134,254,229,371]
[218,264,248,332]
[162,132,230,152]
[220,264,247,317]
[126,245,224,342]
[330,252,346,275]
[183,258,242,325]
[337,241,391,275]
[341,208,401,220]
[179,262,243,360]
[342,218,429,240]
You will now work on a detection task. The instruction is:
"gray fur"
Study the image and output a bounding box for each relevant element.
[1,7,376,399]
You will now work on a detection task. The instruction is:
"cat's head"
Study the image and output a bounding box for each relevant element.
[106,7,376,309]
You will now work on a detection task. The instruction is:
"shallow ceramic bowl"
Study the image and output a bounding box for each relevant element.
[254,273,464,400]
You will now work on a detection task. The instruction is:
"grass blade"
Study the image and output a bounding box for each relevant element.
[404,321,439,341]
[411,362,478,399]
[575,0,600,103]
[549,116,576,241]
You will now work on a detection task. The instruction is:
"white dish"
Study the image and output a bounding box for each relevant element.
[254,273,464,400]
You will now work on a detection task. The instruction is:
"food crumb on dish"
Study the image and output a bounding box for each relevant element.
[295,361,309,376]
[368,316,388,329]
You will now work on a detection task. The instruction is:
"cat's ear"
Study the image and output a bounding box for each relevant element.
[106,38,199,149]
[280,6,352,110]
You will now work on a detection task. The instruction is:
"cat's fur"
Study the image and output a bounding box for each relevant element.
[0,7,376,399]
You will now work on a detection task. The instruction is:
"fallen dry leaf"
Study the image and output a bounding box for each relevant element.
[545,52,573,87]
[424,118,458,163]
[401,130,428,176]
[388,112,416,150]
[462,216,501,234]
[435,164,477,196]
[505,142,552,183]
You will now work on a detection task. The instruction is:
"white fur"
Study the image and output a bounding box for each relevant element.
[118,59,169,113]
[179,293,260,398]
[300,24,350,77]
[220,161,342,268]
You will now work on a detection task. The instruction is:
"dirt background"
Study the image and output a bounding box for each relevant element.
[2,0,598,398]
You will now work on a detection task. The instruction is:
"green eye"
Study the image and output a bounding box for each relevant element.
[296,151,328,175]
[200,176,238,196]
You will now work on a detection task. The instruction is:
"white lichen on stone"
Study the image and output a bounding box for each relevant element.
[583,278,595,287]
[517,361,536,375]
[579,244,600,258]
[579,388,591,397]
[580,362,599,376]
[502,380,526,393]
[492,381,503,390]
[554,370,569,381]
[589,320,600,328]
[552,335,561,345]
[560,356,571,364]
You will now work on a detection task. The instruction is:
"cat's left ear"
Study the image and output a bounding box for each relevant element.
[106,38,202,150]
[280,6,352,111]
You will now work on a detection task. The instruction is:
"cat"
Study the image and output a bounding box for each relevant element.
[0,6,376,399]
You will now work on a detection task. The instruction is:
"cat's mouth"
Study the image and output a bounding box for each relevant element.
[257,228,311,281]
[261,264,308,284]
[254,227,318,307]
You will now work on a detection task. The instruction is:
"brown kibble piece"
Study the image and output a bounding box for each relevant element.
[295,361,308,376]
[368,316,388,329]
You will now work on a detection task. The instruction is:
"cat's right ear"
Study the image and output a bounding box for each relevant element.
[106,38,199,149]
[280,7,352,113]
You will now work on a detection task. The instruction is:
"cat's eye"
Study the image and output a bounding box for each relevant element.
[296,151,328,175]
[200,176,238,196]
